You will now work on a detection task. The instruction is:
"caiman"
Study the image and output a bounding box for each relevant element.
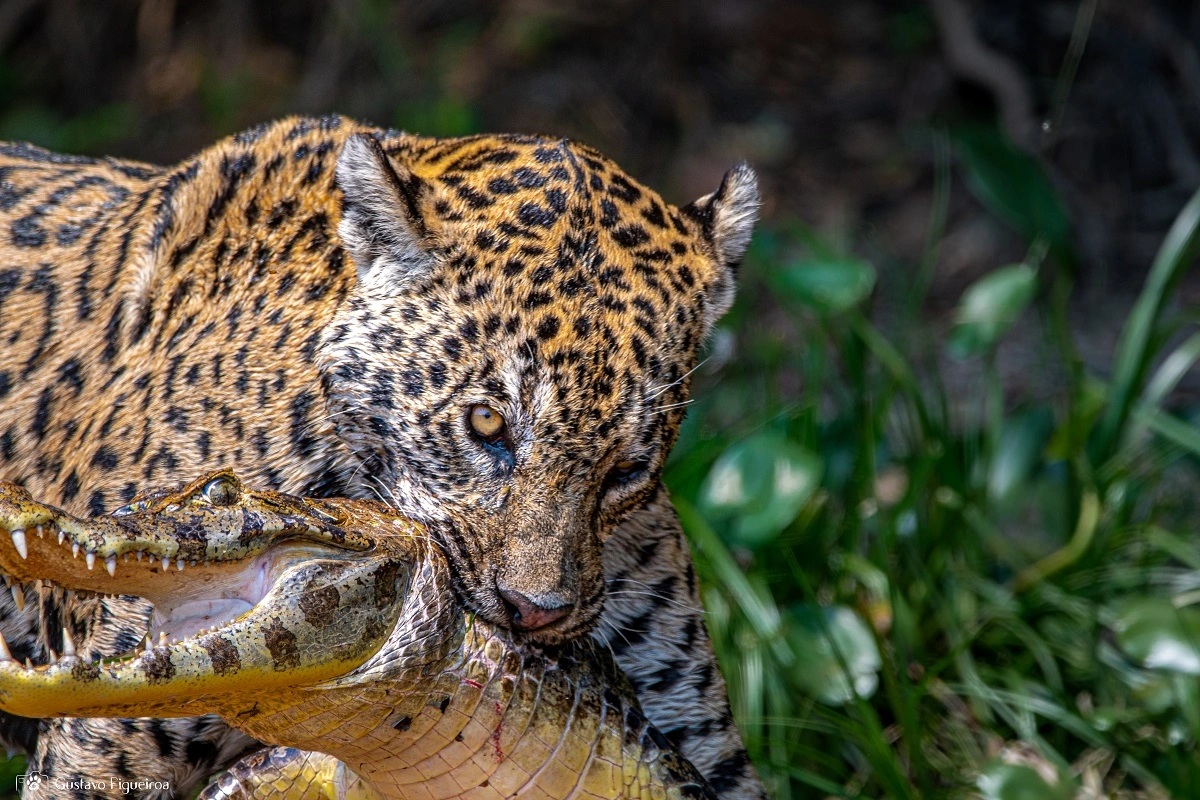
[0,471,713,800]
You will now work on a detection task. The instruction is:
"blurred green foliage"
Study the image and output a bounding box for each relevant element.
[662,123,1200,798]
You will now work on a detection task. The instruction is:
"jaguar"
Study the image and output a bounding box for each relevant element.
[0,115,762,798]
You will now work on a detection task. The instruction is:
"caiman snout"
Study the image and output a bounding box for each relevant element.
[497,585,573,631]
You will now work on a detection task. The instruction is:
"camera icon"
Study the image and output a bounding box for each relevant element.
[14,771,46,793]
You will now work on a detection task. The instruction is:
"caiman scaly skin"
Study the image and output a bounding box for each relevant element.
[0,472,714,800]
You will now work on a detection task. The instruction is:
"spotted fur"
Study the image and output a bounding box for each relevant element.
[0,116,763,798]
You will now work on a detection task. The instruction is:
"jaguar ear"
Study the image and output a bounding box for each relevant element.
[336,133,435,293]
[683,163,761,332]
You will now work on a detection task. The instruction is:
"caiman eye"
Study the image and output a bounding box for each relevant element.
[202,477,237,507]
[604,459,648,491]
[468,404,508,447]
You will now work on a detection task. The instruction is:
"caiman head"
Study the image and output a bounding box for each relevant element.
[0,470,426,718]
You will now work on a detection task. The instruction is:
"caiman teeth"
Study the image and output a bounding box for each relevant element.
[57,529,65,545]
[9,585,23,612]
[161,556,170,571]
[10,530,26,560]
[61,627,75,658]
[0,631,10,660]
[85,551,96,571]
[105,555,117,577]
[71,542,79,558]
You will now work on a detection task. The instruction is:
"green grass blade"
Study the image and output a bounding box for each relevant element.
[768,761,854,797]
[1134,407,1200,458]
[1093,186,1200,463]
[1139,329,1200,412]
[673,496,787,652]
[1144,526,1200,572]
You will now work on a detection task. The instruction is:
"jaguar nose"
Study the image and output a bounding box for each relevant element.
[497,587,573,631]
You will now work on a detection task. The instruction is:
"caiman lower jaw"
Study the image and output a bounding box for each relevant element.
[0,548,410,720]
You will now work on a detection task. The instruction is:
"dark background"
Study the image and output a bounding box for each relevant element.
[1,0,1198,398]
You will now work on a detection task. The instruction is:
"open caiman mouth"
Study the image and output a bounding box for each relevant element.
[0,470,426,717]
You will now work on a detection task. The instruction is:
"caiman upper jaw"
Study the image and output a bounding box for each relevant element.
[0,470,374,593]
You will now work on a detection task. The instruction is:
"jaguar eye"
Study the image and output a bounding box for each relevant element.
[202,477,237,507]
[605,459,648,490]
[468,404,507,445]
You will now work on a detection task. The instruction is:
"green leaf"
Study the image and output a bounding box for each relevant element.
[947,263,1037,358]
[698,434,823,548]
[1097,640,1180,714]
[771,258,876,315]
[976,761,1073,800]
[1111,598,1200,675]
[954,125,1073,263]
[0,755,25,798]
[785,604,881,705]
[989,408,1054,502]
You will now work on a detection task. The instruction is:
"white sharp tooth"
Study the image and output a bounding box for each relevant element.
[135,550,143,561]
[47,649,56,665]
[10,585,23,612]
[57,529,65,545]
[61,628,75,658]
[105,555,117,577]
[35,525,43,538]
[24,658,32,670]
[177,558,184,571]
[10,530,27,560]
[72,542,79,558]
[158,631,167,647]
[161,556,170,571]
[86,551,96,571]
[124,553,130,563]
[0,631,10,660]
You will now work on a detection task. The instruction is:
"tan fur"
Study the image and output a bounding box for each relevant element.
[0,117,763,799]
